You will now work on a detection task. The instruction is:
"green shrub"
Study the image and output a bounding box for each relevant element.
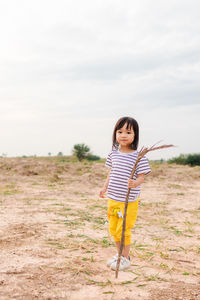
[72,144,101,161]
[72,144,90,161]
[168,154,187,165]
[185,154,200,166]
[86,154,100,161]
[168,153,200,166]
[57,152,63,156]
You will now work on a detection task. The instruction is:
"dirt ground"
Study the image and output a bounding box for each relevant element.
[0,156,200,300]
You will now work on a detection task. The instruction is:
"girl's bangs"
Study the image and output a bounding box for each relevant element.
[117,119,133,130]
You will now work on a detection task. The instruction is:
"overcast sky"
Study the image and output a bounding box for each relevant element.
[0,0,199,160]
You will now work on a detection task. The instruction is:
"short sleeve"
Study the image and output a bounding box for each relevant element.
[105,152,112,168]
[136,155,151,175]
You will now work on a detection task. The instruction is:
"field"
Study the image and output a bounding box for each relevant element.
[0,157,200,300]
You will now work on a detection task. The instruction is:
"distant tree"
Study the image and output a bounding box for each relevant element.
[48,152,51,156]
[57,152,63,156]
[86,154,100,161]
[73,144,90,161]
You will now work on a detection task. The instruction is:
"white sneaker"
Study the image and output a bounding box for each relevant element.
[110,256,131,270]
[107,254,118,266]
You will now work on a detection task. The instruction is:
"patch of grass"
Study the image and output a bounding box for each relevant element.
[184,221,196,233]
[93,217,106,225]
[168,248,181,252]
[92,224,105,230]
[64,219,83,228]
[87,279,112,287]
[85,238,99,244]
[85,249,95,254]
[121,277,138,285]
[68,233,75,238]
[79,211,92,222]
[159,218,169,225]
[3,189,19,195]
[144,275,156,281]
[121,280,134,285]
[87,204,106,211]
[146,252,154,256]
[160,251,169,259]
[90,255,95,262]
[183,271,190,275]
[67,212,76,216]
[144,274,168,282]
[46,240,66,249]
[102,237,113,248]
[168,183,182,189]
[137,284,147,287]
[82,257,89,261]
[59,158,70,162]
[77,234,88,238]
[73,192,86,197]
[103,292,115,294]
[152,236,165,241]
[4,182,16,188]
[168,246,187,254]
[170,226,183,236]
[32,182,39,185]
[25,199,32,205]
[132,241,149,250]
[49,174,61,182]
[154,201,168,207]
[160,263,169,269]
[179,246,187,253]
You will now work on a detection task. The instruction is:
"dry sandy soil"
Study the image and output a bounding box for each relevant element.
[0,156,200,300]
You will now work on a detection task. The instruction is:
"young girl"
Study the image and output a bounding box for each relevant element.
[99,116,151,271]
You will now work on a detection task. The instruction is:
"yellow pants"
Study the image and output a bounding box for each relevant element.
[107,198,139,245]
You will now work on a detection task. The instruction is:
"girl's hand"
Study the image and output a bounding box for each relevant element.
[99,188,107,198]
[128,179,137,188]
[128,174,145,188]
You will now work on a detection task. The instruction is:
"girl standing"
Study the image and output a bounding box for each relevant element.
[99,116,151,270]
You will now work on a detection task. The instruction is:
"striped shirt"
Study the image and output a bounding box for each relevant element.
[105,149,151,203]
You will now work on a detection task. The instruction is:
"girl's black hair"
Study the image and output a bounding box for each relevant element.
[112,116,139,150]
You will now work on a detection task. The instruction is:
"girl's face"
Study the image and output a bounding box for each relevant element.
[116,123,135,148]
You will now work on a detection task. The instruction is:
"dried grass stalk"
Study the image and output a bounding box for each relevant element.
[115,143,174,278]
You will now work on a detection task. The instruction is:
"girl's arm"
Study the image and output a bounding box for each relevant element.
[99,169,111,198]
[128,173,145,188]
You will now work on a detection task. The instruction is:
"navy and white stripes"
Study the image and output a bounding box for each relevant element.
[105,150,151,203]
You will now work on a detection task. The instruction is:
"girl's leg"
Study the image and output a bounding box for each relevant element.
[109,219,130,257]
[115,242,130,258]
[123,244,131,258]
[115,199,139,258]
